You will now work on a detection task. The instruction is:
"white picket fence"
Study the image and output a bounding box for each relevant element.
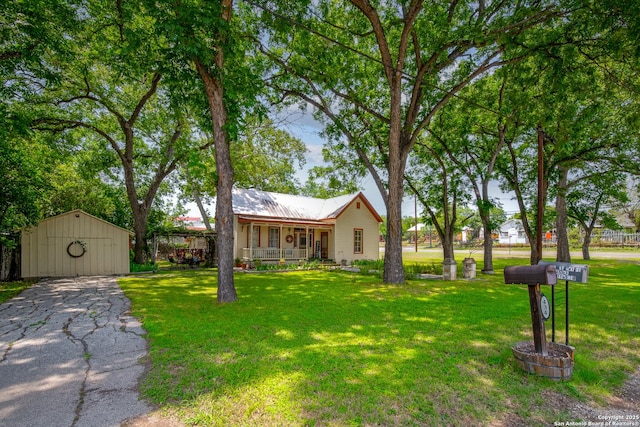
[242,247,308,261]
[594,231,640,246]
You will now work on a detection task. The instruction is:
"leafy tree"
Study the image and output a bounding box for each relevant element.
[183,117,308,207]
[418,76,512,273]
[1,0,80,239]
[40,162,133,228]
[406,136,473,262]
[494,33,633,264]
[32,68,198,264]
[566,173,628,259]
[0,137,49,247]
[148,0,263,302]
[379,215,387,241]
[251,0,562,283]
[0,0,75,70]
[233,117,307,192]
[402,216,419,242]
[617,183,640,232]
[301,158,363,199]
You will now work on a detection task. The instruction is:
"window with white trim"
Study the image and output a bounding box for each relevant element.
[251,226,260,248]
[269,227,279,247]
[294,228,306,248]
[354,229,363,254]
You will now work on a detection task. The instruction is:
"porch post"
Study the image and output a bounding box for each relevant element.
[280,224,283,259]
[249,222,253,260]
[305,226,309,259]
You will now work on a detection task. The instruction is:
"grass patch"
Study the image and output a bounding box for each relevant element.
[130,261,159,273]
[118,257,640,426]
[0,280,33,304]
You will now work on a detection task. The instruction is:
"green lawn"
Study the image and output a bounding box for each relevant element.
[0,280,33,303]
[119,256,640,426]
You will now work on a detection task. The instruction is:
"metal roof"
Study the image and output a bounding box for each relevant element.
[232,188,374,221]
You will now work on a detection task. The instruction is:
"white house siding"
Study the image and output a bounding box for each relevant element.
[333,196,380,263]
[21,210,131,279]
[230,189,382,263]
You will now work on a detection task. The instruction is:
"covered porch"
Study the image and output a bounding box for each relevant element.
[236,216,334,262]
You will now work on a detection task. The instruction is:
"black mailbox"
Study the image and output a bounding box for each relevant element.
[504,264,557,286]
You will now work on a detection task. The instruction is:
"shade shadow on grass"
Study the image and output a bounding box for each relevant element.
[119,261,640,426]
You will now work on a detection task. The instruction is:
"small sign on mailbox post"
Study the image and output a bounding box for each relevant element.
[547,262,588,283]
[540,294,551,321]
[538,261,589,346]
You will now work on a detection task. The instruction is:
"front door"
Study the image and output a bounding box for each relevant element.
[320,232,329,259]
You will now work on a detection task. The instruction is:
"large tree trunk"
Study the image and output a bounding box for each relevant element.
[194,0,237,303]
[442,230,456,261]
[481,215,494,274]
[382,63,408,284]
[123,158,149,264]
[196,66,237,303]
[555,166,571,262]
[383,156,406,284]
[132,208,149,264]
[582,229,591,260]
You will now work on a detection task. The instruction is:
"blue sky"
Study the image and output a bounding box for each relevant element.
[280,107,519,218]
[276,107,399,216]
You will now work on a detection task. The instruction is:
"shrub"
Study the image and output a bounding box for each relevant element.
[130,262,158,273]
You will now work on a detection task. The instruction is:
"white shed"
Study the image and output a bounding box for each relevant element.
[21,210,132,279]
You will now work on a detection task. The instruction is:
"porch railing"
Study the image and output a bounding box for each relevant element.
[242,247,308,260]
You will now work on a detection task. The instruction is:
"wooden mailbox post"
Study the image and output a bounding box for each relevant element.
[504,264,557,355]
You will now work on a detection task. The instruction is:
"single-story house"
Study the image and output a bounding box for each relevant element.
[498,219,528,245]
[233,188,382,264]
[407,223,425,232]
[21,210,133,279]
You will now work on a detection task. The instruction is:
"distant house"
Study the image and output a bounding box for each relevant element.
[232,188,382,263]
[21,210,132,278]
[174,216,209,231]
[406,223,425,232]
[498,219,528,245]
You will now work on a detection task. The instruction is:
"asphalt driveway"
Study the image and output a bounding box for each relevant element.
[0,276,153,427]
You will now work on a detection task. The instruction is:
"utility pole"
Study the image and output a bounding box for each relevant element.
[537,126,544,264]
[414,194,418,252]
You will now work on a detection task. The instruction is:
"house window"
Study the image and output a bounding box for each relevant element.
[357,202,361,209]
[251,226,260,248]
[354,229,363,254]
[294,228,306,248]
[269,227,279,247]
